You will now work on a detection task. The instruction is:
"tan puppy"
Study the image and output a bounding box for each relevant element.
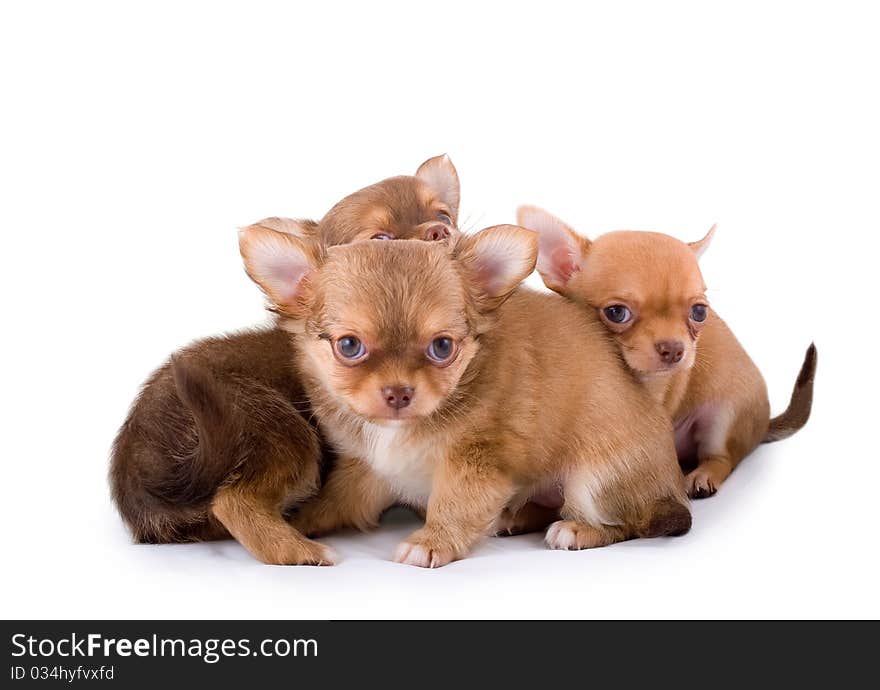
[110,155,461,565]
[517,206,816,498]
[238,224,690,568]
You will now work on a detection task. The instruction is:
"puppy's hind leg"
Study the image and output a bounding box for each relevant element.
[210,378,335,565]
[291,455,397,538]
[685,454,734,499]
[685,403,762,498]
[545,469,630,551]
[545,520,628,550]
[212,482,335,566]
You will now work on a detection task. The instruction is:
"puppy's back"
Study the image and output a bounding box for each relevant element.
[109,327,318,542]
[484,289,686,524]
[491,290,673,456]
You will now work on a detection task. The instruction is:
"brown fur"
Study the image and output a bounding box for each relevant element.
[517,205,816,499]
[239,224,690,568]
[109,155,462,564]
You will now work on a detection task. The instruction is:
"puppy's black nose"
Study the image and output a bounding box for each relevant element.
[655,340,685,364]
[423,224,451,242]
[382,385,414,409]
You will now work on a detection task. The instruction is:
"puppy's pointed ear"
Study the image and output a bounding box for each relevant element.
[517,205,590,293]
[416,154,460,221]
[688,224,717,259]
[248,217,319,240]
[453,224,538,311]
[238,223,323,315]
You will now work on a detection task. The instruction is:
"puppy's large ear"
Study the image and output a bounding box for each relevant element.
[688,224,717,259]
[238,224,323,316]
[248,217,319,240]
[517,205,590,293]
[453,225,538,311]
[416,154,460,221]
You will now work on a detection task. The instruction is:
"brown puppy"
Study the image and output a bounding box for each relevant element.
[517,206,816,498]
[239,224,690,568]
[110,155,461,565]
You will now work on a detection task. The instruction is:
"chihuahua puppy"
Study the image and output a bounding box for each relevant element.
[517,206,816,498]
[239,224,691,568]
[110,155,461,565]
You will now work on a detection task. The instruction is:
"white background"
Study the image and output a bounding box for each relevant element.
[1,1,877,619]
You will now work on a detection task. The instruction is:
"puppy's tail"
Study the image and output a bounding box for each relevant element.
[637,498,692,539]
[161,355,246,505]
[763,343,817,443]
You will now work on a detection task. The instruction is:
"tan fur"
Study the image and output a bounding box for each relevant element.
[212,477,333,566]
[240,225,690,568]
[518,205,816,498]
[110,155,462,564]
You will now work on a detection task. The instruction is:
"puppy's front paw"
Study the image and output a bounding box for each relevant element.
[685,468,718,499]
[261,537,338,566]
[301,541,338,567]
[393,532,456,568]
[544,520,607,550]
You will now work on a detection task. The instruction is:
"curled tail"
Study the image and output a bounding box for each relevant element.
[110,354,249,542]
[763,343,817,443]
[638,498,692,538]
[156,356,246,505]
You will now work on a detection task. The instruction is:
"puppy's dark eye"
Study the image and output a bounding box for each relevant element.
[603,305,632,324]
[690,304,708,322]
[336,336,366,360]
[427,336,454,363]
[371,233,393,240]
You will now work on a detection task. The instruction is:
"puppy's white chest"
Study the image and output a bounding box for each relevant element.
[360,423,437,506]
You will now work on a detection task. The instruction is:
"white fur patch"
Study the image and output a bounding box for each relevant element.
[693,402,735,457]
[359,422,438,507]
[545,521,577,550]
[393,541,450,568]
[561,467,619,528]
